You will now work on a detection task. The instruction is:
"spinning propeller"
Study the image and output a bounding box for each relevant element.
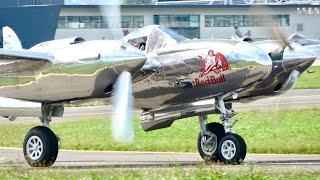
[272,25,294,51]
[97,1,136,143]
[247,6,306,110]
[111,71,135,143]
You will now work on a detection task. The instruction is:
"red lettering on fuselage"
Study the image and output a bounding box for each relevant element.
[194,74,226,87]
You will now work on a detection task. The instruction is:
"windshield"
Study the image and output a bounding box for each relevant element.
[122,25,187,54]
[159,27,187,42]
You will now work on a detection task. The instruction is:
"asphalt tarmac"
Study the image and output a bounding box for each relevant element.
[0,89,318,123]
[0,89,319,171]
[48,89,320,119]
[0,148,319,172]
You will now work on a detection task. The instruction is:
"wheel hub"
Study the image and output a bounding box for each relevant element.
[221,140,236,160]
[201,133,217,155]
[26,136,43,160]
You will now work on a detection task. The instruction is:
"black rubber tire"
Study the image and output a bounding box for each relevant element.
[197,122,225,162]
[23,126,59,167]
[218,133,247,165]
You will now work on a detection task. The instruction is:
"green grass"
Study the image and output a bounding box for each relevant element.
[0,108,319,154]
[295,66,320,89]
[0,167,320,180]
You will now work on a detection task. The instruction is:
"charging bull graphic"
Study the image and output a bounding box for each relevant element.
[199,50,230,77]
[194,50,230,87]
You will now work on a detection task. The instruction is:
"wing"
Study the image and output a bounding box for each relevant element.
[0,49,54,76]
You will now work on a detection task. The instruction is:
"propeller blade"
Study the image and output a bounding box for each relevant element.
[280,70,300,92]
[111,71,135,143]
[272,25,294,50]
[274,70,300,111]
[246,6,294,50]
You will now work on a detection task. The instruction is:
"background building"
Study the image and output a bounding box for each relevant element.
[0,0,62,48]
[56,1,320,41]
[0,0,319,48]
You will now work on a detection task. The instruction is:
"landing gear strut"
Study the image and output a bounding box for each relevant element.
[23,104,60,167]
[197,94,247,164]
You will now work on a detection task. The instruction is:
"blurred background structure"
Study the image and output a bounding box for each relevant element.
[0,0,319,48]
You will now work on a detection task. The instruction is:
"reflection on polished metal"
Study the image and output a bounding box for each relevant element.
[0,25,315,119]
[0,25,274,118]
[279,70,300,92]
[141,99,216,131]
[132,26,272,108]
[0,97,42,117]
[237,40,316,102]
[0,25,317,167]
[0,43,146,102]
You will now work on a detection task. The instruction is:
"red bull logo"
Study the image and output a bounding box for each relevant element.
[193,49,230,87]
[194,74,226,87]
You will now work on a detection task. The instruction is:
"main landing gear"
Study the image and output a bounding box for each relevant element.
[197,95,247,164]
[23,105,60,167]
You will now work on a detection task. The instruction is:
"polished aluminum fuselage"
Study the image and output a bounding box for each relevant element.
[0,25,316,133]
[0,40,146,103]
[0,38,272,110]
[235,40,316,102]
[133,40,272,108]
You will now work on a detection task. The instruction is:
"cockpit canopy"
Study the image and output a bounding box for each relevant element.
[121,25,187,54]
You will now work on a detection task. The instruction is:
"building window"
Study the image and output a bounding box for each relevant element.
[154,15,200,39]
[79,16,91,28]
[154,15,200,28]
[68,16,80,29]
[91,16,102,28]
[122,16,144,28]
[205,15,290,27]
[57,15,144,29]
[190,15,200,27]
[57,16,68,29]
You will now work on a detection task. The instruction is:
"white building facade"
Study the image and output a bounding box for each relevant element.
[55,4,320,40]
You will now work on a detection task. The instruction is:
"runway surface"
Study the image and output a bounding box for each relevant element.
[0,89,317,123]
[53,89,320,118]
[0,148,319,172]
[0,89,319,171]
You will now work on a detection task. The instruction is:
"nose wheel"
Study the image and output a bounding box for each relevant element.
[218,133,246,164]
[23,126,59,167]
[197,94,247,164]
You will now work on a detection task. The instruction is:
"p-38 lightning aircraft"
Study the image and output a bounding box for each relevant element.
[0,25,316,167]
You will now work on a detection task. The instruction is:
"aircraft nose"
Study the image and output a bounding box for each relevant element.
[282,43,316,73]
[231,42,273,79]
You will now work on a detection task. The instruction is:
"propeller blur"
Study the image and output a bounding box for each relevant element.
[111,71,134,143]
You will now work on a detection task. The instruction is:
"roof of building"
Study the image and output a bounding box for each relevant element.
[61,4,320,9]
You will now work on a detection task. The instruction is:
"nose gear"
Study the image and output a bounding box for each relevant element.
[197,93,247,164]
